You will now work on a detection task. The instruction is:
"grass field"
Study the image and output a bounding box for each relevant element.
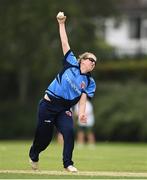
[0,140,147,179]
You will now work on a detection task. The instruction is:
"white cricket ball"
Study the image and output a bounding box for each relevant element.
[57,12,64,19]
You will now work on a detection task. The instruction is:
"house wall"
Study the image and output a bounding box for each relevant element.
[105,16,147,56]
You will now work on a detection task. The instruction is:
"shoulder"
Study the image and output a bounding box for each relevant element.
[83,76,96,98]
[88,77,96,91]
[63,50,79,66]
[86,74,96,87]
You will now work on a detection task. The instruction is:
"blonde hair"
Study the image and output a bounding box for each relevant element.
[78,52,97,63]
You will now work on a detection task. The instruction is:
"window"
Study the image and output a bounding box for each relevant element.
[141,19,147,38]
[129,17,141,39]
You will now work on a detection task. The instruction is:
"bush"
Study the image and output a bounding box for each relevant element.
[1,81,147,142]
[93,81,147,142]
[0,100,37,139]
[94,59,147,81]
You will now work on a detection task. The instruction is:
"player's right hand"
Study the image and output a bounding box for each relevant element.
[56,12,66,23]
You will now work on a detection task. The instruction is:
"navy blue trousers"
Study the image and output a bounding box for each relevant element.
[29,99,74,168]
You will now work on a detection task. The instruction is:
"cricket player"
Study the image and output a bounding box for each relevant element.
[29,11,97,172]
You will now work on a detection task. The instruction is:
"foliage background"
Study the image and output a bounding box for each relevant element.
[0,0,147,141]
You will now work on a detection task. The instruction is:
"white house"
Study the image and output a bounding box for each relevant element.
[104,0,147,57]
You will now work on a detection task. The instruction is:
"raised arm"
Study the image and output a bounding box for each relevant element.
[56,12,70,55]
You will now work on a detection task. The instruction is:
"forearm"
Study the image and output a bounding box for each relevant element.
[56,12,70,55]
[78,93,87,123]
[78,95,86,115]
[58,23,70,55]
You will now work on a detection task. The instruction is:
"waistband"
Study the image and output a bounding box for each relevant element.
[44,93,80,109]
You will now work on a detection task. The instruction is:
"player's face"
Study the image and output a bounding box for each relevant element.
[80,58,96,73]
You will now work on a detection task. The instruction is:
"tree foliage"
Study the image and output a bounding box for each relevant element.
[0,0,116,103]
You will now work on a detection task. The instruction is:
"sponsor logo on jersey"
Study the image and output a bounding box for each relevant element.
[44,120,51,123]
[65,73,81,95]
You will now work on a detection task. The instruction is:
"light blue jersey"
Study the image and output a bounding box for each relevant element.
[45,50,96,107]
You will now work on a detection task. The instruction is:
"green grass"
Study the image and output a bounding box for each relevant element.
[0,140,147,179]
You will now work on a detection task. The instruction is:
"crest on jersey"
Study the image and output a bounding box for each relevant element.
[80,81,86,89]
